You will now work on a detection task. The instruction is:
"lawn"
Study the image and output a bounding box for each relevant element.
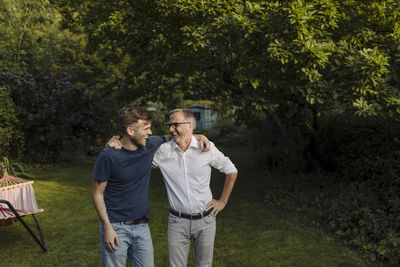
[0,146,370,266]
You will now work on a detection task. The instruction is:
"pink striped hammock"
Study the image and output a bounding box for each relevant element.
[0,171,44,223]
[0,166,47,251]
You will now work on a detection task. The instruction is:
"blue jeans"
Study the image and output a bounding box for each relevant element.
[99,222,154,267]
[168,214,216,267]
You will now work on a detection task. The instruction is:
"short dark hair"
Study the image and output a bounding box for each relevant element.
[119,107,152,135]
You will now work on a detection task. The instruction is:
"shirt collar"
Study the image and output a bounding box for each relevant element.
[172,136,199,151]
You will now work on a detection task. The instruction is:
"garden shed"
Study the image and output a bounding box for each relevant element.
[187,104,219,131]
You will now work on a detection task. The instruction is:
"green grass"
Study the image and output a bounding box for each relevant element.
[0,147,370,266]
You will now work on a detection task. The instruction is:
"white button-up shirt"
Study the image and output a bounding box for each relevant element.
[152,136,237,214]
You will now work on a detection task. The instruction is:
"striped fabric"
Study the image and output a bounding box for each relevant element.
[0,172,43,225]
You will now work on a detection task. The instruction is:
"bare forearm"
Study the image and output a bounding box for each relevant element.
[92,181,111,227]
[206,172,238,217]
[92,180,120,252]
[93,195,110,224]
[219,172,238,204]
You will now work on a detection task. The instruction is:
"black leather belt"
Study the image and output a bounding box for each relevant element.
[170,208,212,220]
[120,216,149,225]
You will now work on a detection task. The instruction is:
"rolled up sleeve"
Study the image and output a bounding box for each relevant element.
[209,143,237,175]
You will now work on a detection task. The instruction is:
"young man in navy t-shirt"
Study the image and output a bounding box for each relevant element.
[92,107,164,267]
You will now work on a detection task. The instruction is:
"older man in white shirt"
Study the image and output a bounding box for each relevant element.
[152,108,238,267]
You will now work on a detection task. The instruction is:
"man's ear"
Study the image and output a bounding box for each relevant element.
[126,126,135,136]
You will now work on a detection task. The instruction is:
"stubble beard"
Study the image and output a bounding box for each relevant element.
[130,135,146,147]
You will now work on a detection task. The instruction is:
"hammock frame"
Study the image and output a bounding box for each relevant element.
[0,165,47,252]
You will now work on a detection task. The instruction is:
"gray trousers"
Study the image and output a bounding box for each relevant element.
[168,214,216,267]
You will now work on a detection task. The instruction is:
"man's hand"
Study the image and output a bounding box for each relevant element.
[207,172,237,217]
[195,134,211,152]
[206,199,226,217]
[103,224,120,252]
[107,136,122,149]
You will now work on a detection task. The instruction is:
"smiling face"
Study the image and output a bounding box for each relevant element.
[168,111,193,145]
[127,119,152,147]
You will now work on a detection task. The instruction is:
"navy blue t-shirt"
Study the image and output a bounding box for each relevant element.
[92,136,166,223]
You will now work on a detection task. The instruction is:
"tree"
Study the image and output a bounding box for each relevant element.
[0,0,110,89]
[56,0,400,114]
[55,0,400,170]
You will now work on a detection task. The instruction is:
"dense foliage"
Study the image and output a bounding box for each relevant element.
[0,86,22,157]
[319,114,400,184]
[0,68,113,162]
[0,0,116,162]
[318,114,400,264]
[265,168,400,265]
[57,0,400,115]
[265,112,400,264]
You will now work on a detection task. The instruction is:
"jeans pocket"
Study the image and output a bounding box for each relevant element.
[110,222,121,231]
[168,214,181,224]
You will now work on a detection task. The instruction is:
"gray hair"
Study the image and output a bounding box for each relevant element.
[169,108,196,128]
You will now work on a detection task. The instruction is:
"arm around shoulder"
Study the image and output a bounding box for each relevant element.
[193,134,211,151]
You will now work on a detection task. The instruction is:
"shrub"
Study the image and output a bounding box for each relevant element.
[317,181,400,265]
[0,156,24,177]
[263,111,400,264]
[264,172,400,265]
[314,113,400,264]
[208,116,246,147]
[0,86,23,157]
[318,113,400,187]
[246,110,308,172]
[0,69,114,162]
